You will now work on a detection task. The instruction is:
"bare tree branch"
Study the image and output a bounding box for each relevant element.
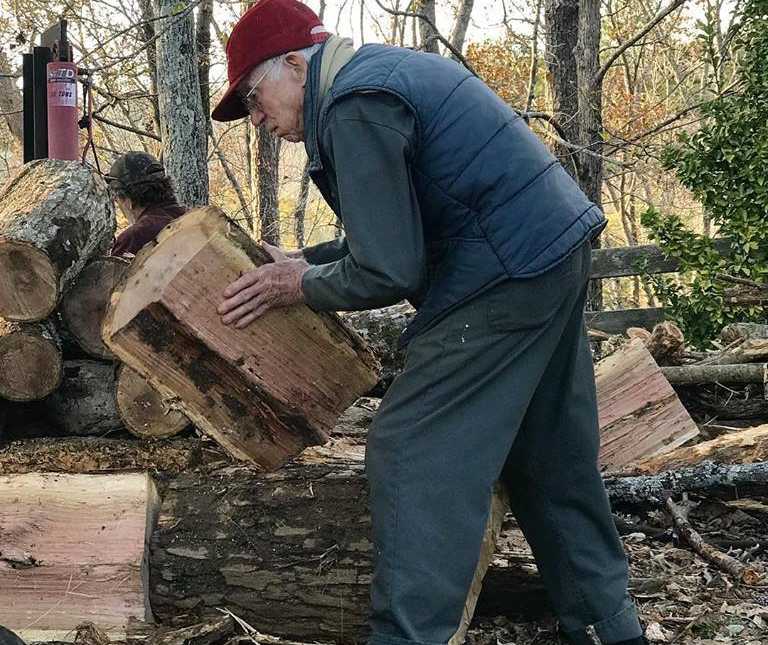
[92,113,162,141]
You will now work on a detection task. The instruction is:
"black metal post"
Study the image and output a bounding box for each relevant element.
[22,54,35,163]
[32,46,52,160]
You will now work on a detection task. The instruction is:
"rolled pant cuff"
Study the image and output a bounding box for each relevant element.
[368,633,445,645]
[561,601,642,645]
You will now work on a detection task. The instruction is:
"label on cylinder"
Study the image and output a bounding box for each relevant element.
[47,65,77,107]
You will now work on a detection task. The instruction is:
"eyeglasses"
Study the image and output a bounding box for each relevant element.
[241,65,271,112]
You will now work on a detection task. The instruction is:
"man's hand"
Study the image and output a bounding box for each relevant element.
[218,243,310,329]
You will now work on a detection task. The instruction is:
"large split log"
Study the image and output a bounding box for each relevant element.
[0,318,62,401]
[59,256,130,359]
[43,360,124,436]
[150,442,506,644]
[629,424,768,475]
[0,160,115,321]
[595,339,699,470]
[0,472,158,640]
[117,365,190,439]
[104,206,379,470]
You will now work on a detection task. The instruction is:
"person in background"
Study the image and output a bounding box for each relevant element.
[105,151,186,258]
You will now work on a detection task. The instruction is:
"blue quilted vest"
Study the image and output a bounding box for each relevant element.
[304,44,605,343]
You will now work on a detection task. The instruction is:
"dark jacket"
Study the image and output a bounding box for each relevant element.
[303,44,605,343]
[111,202,186,257]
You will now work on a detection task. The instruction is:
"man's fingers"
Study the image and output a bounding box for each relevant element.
[218,283,262,315]
[261,241,287,262]
[222,270,262,299]
[221,293,267,325]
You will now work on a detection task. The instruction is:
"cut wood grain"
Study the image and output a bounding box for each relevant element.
[0,160,115,321]
[0,472,158,639]
[595,339,699,470]
[0,318,62,401]
[104,206,379,470]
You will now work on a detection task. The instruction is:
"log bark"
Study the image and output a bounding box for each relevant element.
[662,363,767,385]
[116,365,190,439]
[59,256,130,360]
[720,322,768,344]
[604,461,768,507]
[696,337,768,366]
[104,206,379,470]
[43,360,123,436]
[0,160,115,321]
[0,473,158,639]
[0,436,225,475]
[0,318,62,401]
[595,339,699,470]
[150,444,506,644]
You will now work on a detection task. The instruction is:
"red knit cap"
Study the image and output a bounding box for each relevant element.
[211,0,330,122]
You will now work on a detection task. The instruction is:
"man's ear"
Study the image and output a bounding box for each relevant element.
[285,52,309,85]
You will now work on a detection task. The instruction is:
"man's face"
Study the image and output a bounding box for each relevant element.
[241,53,308,143]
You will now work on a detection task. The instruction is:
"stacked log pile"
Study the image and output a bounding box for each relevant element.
[1,163,766,644]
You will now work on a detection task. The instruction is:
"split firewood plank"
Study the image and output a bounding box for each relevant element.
[0,472,158,640]
[116,365,190,440]
[43,360,123,436]
[0,160,115,321]
[104,206,379,470]
[150,444,507,643]
[595,339,699,470]
[629,424,768,475]
[59,256,130,359]
[0,318,62,401]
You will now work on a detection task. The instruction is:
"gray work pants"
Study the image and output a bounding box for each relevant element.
[365,242,642,645]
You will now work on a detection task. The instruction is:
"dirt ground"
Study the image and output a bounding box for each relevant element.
[468,499,768,644]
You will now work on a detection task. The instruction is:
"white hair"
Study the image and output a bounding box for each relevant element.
[253,43,323,82]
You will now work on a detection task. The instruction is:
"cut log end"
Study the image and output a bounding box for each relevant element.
[0,330,61,401]
[60,257,129,359]
[0,242,57,321]
[116,366,190,439]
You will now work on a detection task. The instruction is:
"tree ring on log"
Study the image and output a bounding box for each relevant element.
[0,330,62,400]
[0,240,57,321]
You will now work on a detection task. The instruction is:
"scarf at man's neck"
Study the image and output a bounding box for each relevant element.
[318,35,357,101]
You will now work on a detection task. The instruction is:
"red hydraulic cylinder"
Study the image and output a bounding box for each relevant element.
[46,61,79,161]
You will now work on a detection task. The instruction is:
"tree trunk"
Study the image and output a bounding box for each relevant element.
[292,161,311,248]
[417,0,440,53]
[0,160,115,321]
[255,126,282,245]
[156,0,209,207]
[138,0,162,137]
[0,50,22,143]
[150,444,506,644]
[42,360,123,436]
[104,206,379,470]
[59,256,130,360]
[0,473,158,639]
[449,0,475,58]
[544,0,580,178]
[196,0,213,128]
[116,365,190,439]
[0,318,62,401]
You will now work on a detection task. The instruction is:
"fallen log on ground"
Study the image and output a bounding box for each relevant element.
[116,365,190,439]
[0,318,62,400]
[604,461,768,507]
[150,442,505,644]
[695,337,768,366]
[104,206,379,470]
[43,360,123,435]
[721,323,768,344]
[595,339,699,469]
[59,256,129,359]
[0,160,115,321]
[662,363,767,385]
[629,424,768,475]
[0,472,158,640]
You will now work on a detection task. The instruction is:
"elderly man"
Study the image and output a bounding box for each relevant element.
[213,1,645,644]
[105,151,186,258]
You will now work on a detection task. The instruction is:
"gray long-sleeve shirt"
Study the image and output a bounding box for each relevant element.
[301,93,427,311]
